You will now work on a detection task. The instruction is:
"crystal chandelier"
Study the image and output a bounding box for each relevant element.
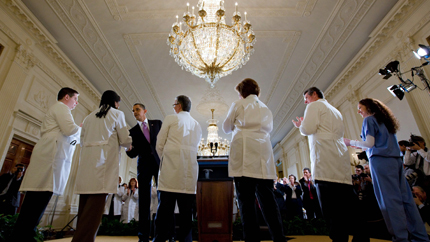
[167,0,256,87]
[198,109,230,156]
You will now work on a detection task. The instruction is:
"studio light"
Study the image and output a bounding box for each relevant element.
[387,80,417,100]
[381,45,430,100]
[413,44,430,59]
[378,60,399,79]
[387,85,405,100]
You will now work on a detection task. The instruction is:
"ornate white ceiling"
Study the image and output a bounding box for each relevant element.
[20,0,398,144]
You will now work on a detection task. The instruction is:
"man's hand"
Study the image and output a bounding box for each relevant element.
[408,143,421,151]
[414,196,423,206]
[292,117,304,128]
[364,177,372,183]
[126,145,133,151]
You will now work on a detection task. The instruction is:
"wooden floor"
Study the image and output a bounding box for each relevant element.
[53,235,389,241]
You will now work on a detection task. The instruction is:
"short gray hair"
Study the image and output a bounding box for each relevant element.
[176,95,191,112]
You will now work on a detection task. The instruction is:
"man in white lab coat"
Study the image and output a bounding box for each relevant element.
[292,87,366,242]
[10,87,81,242]
[153,95,202,242]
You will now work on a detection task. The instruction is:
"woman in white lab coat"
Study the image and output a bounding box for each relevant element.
[121,178,139,223]
[222,78,285,242]
[72,90,132,242]
[103,177,125,220]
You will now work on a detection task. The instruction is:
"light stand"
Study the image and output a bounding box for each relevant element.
[381,60,430,100]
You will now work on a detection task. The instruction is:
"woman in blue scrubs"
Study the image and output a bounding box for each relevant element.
[344,98,428,242]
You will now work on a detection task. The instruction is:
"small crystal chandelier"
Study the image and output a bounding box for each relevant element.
[198,109,230,156]
[167,0,256,87]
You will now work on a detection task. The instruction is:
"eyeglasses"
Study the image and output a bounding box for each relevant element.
[172,103,179,107]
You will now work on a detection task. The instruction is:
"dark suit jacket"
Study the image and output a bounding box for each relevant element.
[284,184,303,206]
[274,183,286,211]
[0,173,22,207]
[126,120,162,168]
[299,177,318,206]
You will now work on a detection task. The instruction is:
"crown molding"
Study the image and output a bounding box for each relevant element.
[104,0,318,21]
[324,0,425,107]
[270,0,375,138]
[44,0,166,119]
[0,0,101,105]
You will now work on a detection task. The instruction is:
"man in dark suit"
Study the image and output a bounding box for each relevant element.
[126,103,162,242]
[298,168,321,219]
[0,163,25,215]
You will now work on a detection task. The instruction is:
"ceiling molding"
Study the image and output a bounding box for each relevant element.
[263,31,301,104]
[44,0,165,119]
[0,0,101,105]
[325,0,426,107]
[270,0,376,138]
[104,0,318,21]
[123,33,166,117]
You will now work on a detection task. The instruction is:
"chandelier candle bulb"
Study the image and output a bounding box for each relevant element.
[187,2,190,12]
[235,2,238,12]
[176,15,178,23]
[192,6,195,15]
[244,11,247,21]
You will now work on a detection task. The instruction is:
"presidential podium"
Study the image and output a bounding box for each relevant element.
[197,157,233,242]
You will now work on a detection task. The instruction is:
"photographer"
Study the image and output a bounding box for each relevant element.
[404,135,430,188]
[352,165,371,200]
[0,164,25,216]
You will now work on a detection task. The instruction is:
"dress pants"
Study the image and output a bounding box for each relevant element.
[9,191,53,242]
[138,159,159,241]
[315,180,368,242]
[370,156,428,242]
[153,191,194,242]
[71,194,108,242]
[234,177,285,242]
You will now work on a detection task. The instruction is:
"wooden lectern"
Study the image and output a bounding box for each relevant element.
[197,157,233,242]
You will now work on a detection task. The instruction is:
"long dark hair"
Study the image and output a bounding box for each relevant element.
[359,98,399,134]
[95,90,121,118]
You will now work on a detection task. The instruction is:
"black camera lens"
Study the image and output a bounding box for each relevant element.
[16,168,23,172]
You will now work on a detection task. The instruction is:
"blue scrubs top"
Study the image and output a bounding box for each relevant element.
[361,116,402,158]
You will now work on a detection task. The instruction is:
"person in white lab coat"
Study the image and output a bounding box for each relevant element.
[72,90,132,242]
[121,178,139,223]
[222,78,285,242]
[10,88,81,242]
[103,176,125,220]
[153,95,202,242]
[292,87,365,242]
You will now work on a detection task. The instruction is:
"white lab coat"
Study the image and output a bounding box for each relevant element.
[121,188,138,223]
[222,95,277,180]
[156,111,202,194]
[299,99,351,185]
[150,186,158,217]
[74,108,132,194]
[104,185,125,216]
[20,102,80,195]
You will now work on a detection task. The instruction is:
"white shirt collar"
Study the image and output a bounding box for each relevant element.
[137,118,149,130]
